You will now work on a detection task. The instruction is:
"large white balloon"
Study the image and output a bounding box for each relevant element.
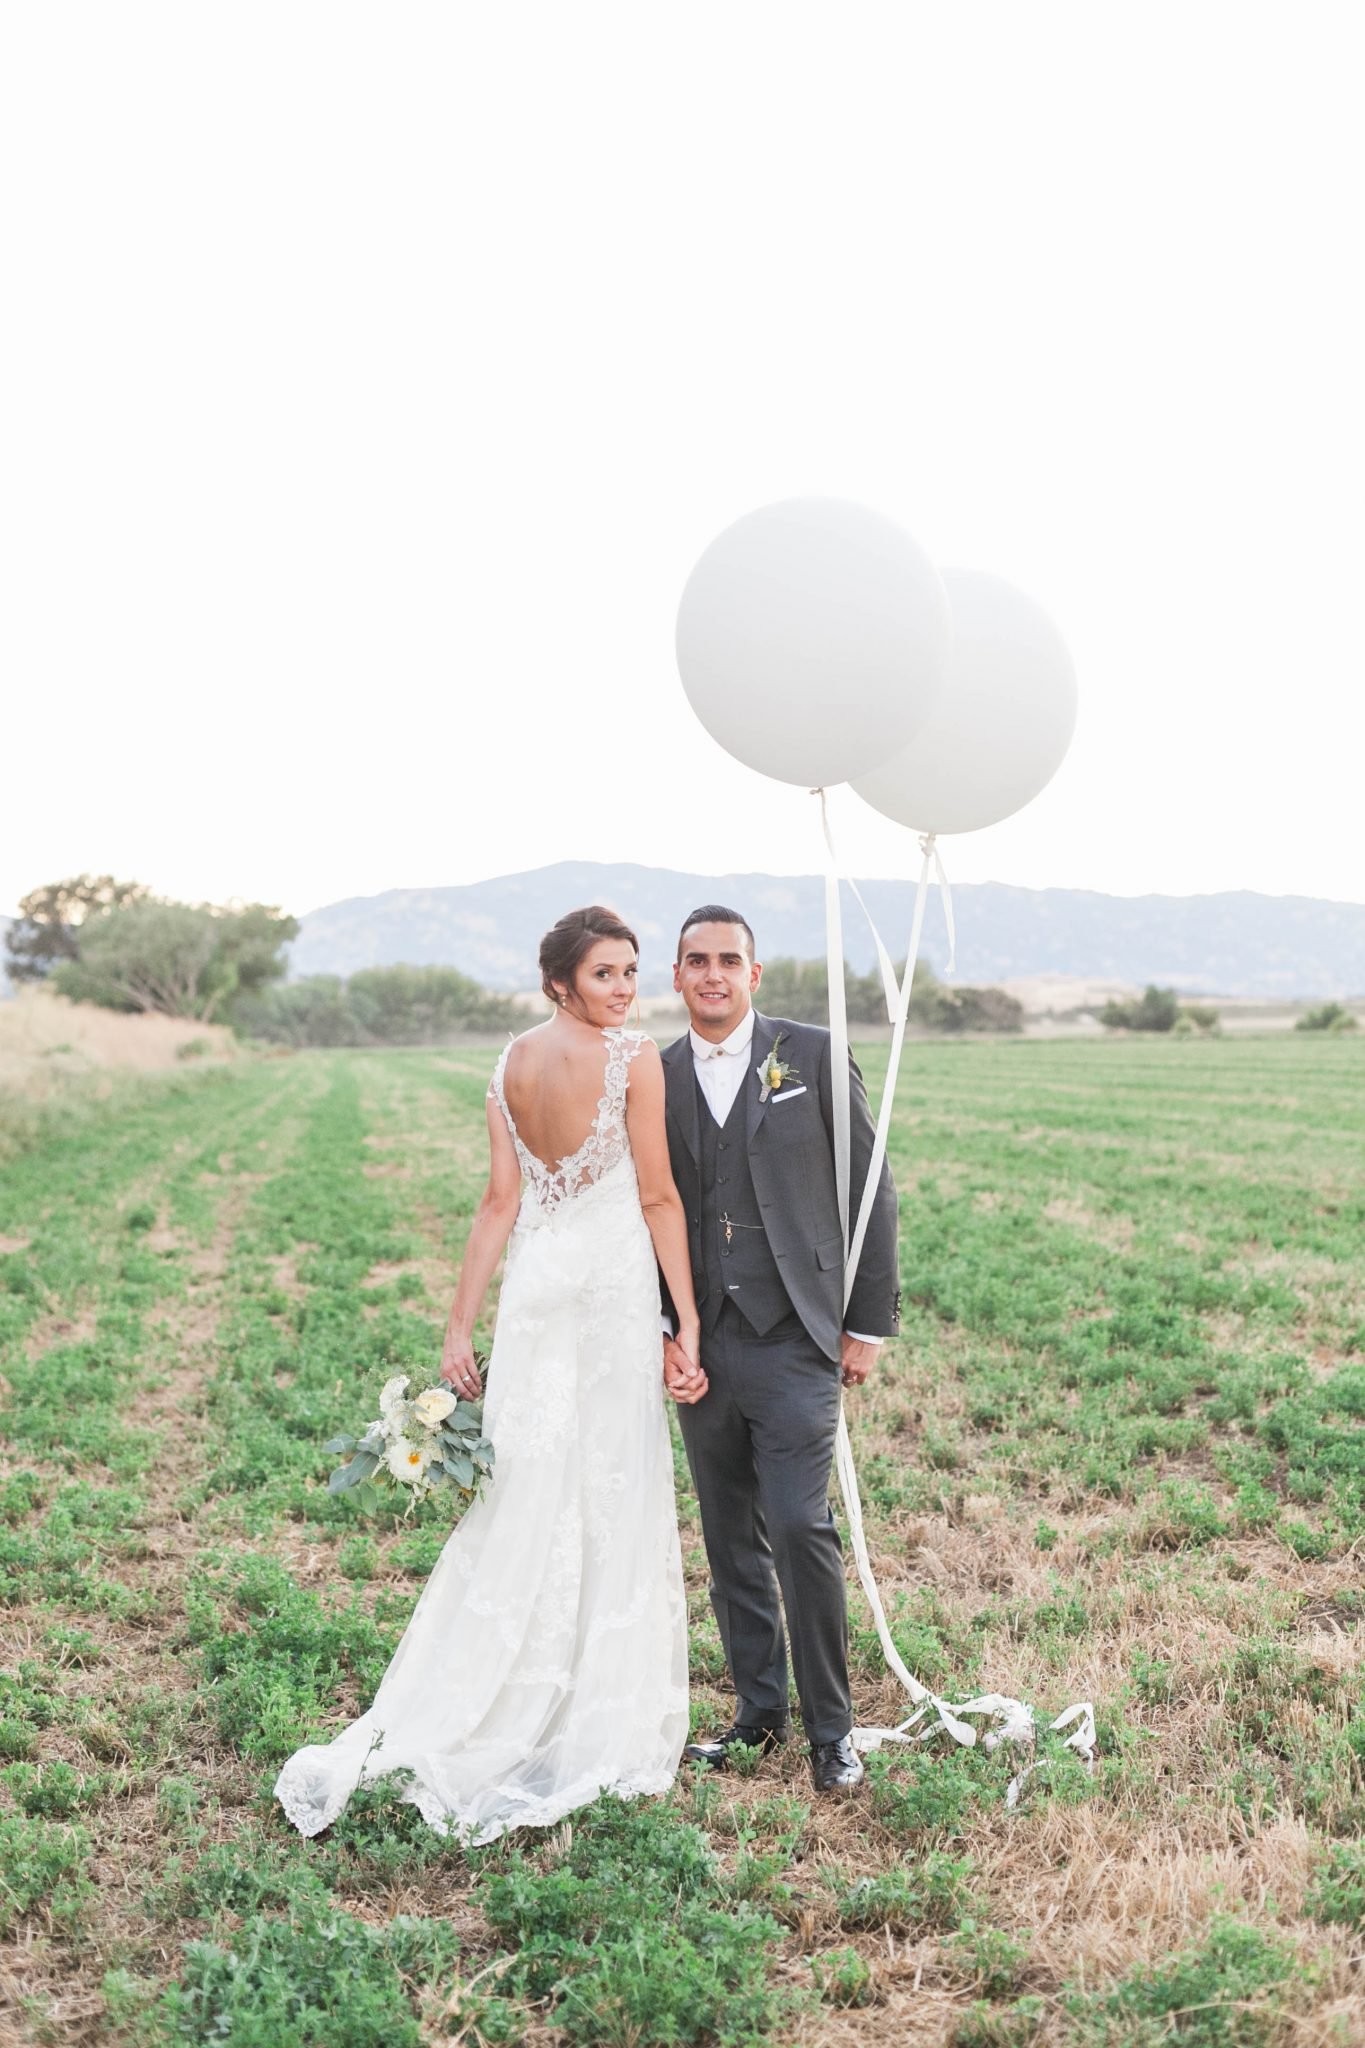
[851,567,1077,835]
[675,497,951,787]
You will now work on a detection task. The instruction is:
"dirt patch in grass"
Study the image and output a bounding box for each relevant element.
[23,1305,99,1359]
[266,1250,310,1302]
[1043,1195,1136,1252]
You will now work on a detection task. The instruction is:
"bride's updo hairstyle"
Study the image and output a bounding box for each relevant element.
[539,905,640,1005]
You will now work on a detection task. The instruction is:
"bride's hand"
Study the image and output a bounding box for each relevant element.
[441,1335,482,1400]
[664,1328,707,1405]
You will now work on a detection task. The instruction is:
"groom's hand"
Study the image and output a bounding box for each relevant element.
[840,1335,880,1389]
[663,1337,708,1405]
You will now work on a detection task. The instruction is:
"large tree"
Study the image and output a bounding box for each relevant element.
[3,875,149,984]
[53,900,299,1021]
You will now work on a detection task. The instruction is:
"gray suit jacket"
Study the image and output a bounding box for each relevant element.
[661,1011,900,1363]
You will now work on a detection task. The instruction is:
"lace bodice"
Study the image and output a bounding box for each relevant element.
[489,1028,648,1215]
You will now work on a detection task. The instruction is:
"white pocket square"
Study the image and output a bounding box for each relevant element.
[770,1085,807,1103]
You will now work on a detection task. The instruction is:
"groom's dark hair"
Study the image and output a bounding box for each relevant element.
[676,905,755,963]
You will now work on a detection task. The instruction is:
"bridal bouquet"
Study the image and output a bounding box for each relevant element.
[325,1370,495,1515]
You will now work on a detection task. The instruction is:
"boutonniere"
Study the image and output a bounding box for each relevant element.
[756,1032,800,1103]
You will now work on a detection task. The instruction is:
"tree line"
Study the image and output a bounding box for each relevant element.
[3,876,520,1045]
[1099,986,1220,1034]
[756,956,1023,1033]
[5,875,1026,1045]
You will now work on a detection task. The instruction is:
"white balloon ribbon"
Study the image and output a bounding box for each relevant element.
[814,788,1095,1793]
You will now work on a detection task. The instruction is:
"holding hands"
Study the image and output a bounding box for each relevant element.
[663,1326,708,1406]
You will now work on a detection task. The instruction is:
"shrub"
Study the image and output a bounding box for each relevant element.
[1306,1838,1365,1929]
[161,1906,459,2048]
[1136,1479,1230,1550]
[837,1852,975,1932]
[0,1814,91,1935]
[947,1920,1029,1999]
[755,957,1022,1032]
[0,1718,37,1761]
[312,1772,461,1885]
[480,1800,797,2043]
[749,956,885,1025]
[1068,1916,1297,2046]
[914,977,1025,1034]
[812,1946,878,2007]
[1100,985,1181,1032]
[185,1555,396,1761]
[1296,1001,1358,1033]
[863,1746,994,1841]
[1,1761,106,1818]
[239,964,522,1047]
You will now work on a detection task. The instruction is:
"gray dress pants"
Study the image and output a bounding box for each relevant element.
[677,1301,852,1746]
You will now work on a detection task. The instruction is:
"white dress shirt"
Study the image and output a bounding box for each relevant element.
[674,1008,881,1349]
[690,1009,756,1125]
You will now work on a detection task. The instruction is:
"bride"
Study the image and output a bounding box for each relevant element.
[275,905,706,1844]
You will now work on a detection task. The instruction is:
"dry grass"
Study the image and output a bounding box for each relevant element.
[0,986,236,1092]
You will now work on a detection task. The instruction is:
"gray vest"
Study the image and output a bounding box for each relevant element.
[696,1072,794,1336]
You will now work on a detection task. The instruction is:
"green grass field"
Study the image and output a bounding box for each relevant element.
[1,1035,1363,2046]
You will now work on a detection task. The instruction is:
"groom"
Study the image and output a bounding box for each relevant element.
[660,905,900,1792]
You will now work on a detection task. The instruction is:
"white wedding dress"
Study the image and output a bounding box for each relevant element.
[274,1028,689,1844]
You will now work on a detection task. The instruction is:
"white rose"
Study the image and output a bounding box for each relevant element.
[385,1436,430,1484]
[412,1386,457,1431]
[379,1374,411,1428]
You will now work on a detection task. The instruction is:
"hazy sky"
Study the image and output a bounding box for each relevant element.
[3,2,1363,922]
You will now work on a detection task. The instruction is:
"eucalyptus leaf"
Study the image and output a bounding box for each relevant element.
[323,1434,357,1456]
[329,1450,381,1493]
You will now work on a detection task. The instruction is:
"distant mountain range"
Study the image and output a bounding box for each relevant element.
[282,863,1365,1000]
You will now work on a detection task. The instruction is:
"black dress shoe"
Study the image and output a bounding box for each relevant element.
[810,1735,865,1792]
[683,1721,788,1769]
